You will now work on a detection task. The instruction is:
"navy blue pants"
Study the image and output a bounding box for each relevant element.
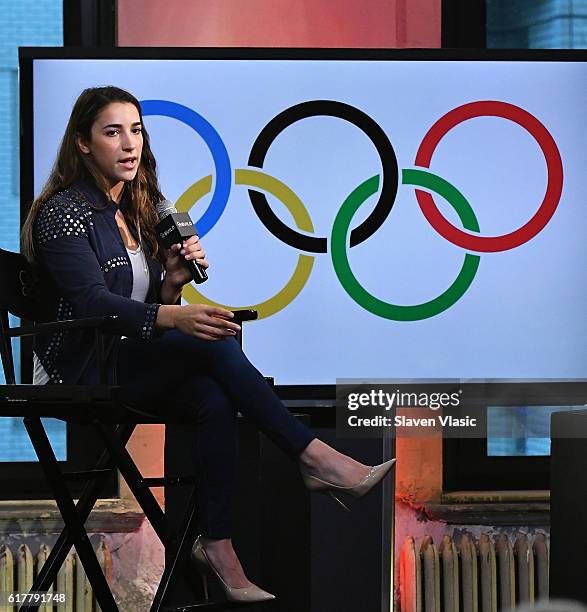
[116,330,314,538]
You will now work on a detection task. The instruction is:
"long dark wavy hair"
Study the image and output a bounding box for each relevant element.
[21,86,164,263]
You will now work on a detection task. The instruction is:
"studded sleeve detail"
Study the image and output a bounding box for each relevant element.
[35,191,93,245]
[141,302,159,340]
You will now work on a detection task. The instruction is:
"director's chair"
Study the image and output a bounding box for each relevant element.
[0,248,258,611]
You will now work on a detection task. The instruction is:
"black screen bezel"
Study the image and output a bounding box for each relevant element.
[19,48,587,490]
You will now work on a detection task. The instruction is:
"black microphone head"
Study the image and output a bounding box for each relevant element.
[156,199,177,220]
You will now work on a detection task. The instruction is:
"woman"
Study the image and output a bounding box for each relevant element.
[22,86,394,604]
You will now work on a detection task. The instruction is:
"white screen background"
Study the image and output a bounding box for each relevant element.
[32,58,587,384]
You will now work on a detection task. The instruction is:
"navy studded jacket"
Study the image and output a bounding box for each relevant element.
[33,179,162,385]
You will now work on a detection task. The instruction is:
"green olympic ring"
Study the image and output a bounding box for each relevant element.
[331,169,481,321]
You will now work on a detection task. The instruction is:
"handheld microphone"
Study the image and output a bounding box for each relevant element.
[155,199,208,284]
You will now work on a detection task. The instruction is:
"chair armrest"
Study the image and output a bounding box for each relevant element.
[7,315,119,338]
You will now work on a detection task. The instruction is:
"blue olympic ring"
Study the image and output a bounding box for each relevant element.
[140,99,231,238]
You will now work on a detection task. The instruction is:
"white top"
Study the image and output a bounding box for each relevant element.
[33,247,150,385]
[127,244,150,303]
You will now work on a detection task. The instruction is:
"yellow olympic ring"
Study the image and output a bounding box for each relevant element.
[175,168,315,319]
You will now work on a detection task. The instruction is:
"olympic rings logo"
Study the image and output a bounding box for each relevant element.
[141,99,563,321]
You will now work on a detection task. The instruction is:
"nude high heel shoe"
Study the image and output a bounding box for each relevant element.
[191,536,276,604]
[300,458,396,511]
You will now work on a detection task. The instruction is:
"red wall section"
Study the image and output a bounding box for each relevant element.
[118,0,440,48]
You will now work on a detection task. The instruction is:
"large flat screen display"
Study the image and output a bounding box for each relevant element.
[24,50,587,386]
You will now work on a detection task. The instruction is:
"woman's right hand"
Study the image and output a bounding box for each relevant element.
[156,304,240,341]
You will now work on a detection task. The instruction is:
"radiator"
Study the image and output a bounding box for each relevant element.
[399,533,549,612]
[0,539,112,612]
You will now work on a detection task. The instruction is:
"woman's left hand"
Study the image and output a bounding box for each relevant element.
[164,235,209,288]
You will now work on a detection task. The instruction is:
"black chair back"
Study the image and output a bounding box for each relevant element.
[0,248,41,318]
[0,248,41,384]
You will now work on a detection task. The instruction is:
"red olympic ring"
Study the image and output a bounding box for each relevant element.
[414,101,563,253]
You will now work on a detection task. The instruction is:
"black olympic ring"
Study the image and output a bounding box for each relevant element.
[247,101,399,253]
